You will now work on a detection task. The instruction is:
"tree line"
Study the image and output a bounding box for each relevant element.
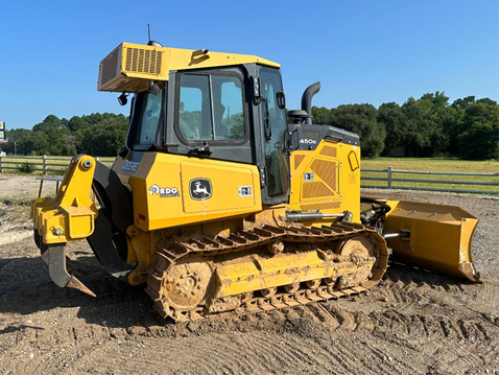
[311,92,498,160]
[3,113,129,157]
[2,92,498,160]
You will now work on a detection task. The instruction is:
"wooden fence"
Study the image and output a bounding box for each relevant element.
[0,155,115,174]
[362,166,499,195]
[0,156,498,195]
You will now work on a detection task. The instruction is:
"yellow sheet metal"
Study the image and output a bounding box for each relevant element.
[31,155,98,244]
[383,200,481,282]
[215,251,332,297]
[98,42,280,92]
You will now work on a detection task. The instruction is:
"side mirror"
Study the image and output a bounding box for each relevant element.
[276,91,286,109]
[148,80,161,96]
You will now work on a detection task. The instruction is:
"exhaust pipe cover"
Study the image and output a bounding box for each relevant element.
[301,81,321,125]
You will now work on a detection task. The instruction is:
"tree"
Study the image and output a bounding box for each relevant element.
[377,102,404,155]
[394,93,451,157]
[476,98,498,107]
[458,102,499,160]
[418,92,450,157]
[31,131,50,155]
[2,128,33,155]
[67,116,92,153]
[311,106,333,125]
[62,133,78,155]
[442,106,463,155]
[32,115,70,155]
[452,96,476,111]
[86,115,129,156]
[331,104,385,158]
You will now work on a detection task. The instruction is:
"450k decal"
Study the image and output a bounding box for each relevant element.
[300,139,317,144]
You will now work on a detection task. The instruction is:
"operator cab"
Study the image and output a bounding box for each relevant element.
[125,63,290,205]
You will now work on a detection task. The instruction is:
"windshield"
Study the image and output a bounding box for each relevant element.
[133,89,164,144]
[178,74,245,142]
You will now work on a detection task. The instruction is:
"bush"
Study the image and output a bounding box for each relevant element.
[17,162,34,174]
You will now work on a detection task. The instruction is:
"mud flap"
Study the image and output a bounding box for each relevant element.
[383,200,482,283]
[41,244,97,297]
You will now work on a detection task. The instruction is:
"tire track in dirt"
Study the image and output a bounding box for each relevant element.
[1,291,497,375]
[73,331,327,375]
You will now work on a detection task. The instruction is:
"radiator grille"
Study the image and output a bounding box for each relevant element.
[99,45,121,87]
[303,182,333,199]
[320,146,337,158]
[125,47,163,74]
[311,160,336,191]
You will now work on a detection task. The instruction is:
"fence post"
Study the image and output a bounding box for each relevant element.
[43,155,47,175]
[0,155,3,173]
[387,166,392,189]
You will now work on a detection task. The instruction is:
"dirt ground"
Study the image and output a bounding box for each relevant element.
[0,175,498,375]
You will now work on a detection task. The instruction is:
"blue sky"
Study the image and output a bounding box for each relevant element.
[0,0,498,129]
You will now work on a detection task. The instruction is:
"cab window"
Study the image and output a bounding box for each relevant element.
[133,89,164,144]
[178,73,245,142]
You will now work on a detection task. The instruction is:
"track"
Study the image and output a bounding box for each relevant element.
[146,222,388,321]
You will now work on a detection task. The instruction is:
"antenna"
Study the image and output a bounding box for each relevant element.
[148,24,151,43]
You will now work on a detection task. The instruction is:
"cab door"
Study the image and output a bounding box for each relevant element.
[258,67,290,205]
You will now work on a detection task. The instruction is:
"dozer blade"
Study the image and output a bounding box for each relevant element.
[41,244,96,297]
[383,200,481,283]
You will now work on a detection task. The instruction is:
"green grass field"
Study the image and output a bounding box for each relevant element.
[361,158,499,194]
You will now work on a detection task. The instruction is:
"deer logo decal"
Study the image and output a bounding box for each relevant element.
[189,178,212,200]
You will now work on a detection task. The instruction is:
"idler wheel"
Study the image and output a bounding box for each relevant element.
[163,260,213,311]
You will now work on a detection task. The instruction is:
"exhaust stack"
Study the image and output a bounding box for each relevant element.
[301,81,321,124]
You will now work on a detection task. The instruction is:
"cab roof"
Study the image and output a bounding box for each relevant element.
[98,42,280,93]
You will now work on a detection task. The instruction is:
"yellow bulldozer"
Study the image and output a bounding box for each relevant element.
[31,41,481,322]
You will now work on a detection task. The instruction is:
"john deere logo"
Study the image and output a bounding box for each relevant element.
[189,178,212,200]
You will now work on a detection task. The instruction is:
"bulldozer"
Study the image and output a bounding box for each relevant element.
[31,41,481,322]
